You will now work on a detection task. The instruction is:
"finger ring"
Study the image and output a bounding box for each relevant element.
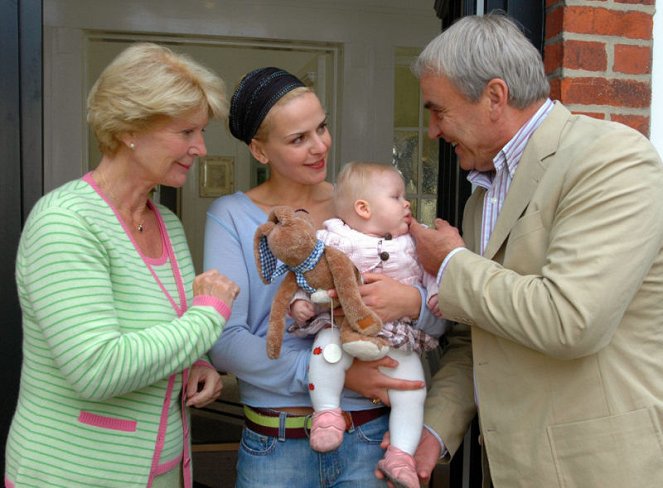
[371,398,381,405]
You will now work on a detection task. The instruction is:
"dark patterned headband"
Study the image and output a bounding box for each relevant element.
[229,67,306,144]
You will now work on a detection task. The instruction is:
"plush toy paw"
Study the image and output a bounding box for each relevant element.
[310,408,346,452]
[341,325,389,360]
[377,445,419,488]
[342,339,390,361]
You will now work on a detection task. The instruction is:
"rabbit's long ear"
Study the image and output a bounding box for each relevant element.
[254,222,275,284]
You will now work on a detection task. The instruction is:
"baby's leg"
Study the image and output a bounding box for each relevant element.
[308,327,353,411]
[308,327,353,452]
[379,349,426,454]
[377,349,426,487]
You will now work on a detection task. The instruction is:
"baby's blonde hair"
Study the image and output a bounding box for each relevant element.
[334,161,404,220]
[87,42,228,155]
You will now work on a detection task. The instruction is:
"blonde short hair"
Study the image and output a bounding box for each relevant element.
[334,161,403,219]
[87,42,228,155]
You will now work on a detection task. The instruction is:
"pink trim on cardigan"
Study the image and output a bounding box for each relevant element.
[83,172,166,261]
[78,411,137,432]
[192,295,232,321]
[83,172,186,315]
[84,173,191,487]
[5,474,15,488]
[153,452,183,476]
[180,367,192,488]
[146,374,176,488]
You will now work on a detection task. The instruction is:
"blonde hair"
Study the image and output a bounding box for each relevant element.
[253,86,315,141]
[87,42,228,155]
[334,161,404,220]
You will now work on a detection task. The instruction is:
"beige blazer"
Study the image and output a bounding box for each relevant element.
[425,102,663,488]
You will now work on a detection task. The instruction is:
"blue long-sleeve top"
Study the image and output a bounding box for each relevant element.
[204,192,442,410]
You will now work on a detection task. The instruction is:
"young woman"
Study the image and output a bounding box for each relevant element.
[204,67,430,487]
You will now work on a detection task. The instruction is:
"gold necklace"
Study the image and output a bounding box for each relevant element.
[95,170,148,233]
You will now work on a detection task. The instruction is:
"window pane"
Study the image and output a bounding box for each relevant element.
[409,198,418,220]
[394,65,420,128]
[393,131,419,194]
[420,198,438,227]
[422,136,439,195]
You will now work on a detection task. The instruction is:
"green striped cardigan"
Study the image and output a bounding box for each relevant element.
[5,175,227,487]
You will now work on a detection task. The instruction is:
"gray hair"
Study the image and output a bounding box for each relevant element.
[412,13,549,109]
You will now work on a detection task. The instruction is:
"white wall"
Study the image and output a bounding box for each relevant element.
[651,0,662,157]
[43,0,441,190]
[43,0,441,271]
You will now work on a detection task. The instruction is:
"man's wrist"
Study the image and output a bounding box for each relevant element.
[435,247,467,286]
[424,425,449,460]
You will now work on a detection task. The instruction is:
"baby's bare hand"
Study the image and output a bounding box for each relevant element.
[291,299,316,323]
[193,269,240,308]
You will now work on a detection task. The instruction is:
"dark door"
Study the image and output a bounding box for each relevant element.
[432,2,544,487]
[0,0,43,474]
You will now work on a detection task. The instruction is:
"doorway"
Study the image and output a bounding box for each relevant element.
[84,34,340,271]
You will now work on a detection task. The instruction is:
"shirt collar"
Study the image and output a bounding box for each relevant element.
[468,98,554,190]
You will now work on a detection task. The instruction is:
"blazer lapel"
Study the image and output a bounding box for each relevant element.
[483,102,571,260]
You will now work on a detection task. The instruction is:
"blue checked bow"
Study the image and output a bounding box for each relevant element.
[259,237,325,294]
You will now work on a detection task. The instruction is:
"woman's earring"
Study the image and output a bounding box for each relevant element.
[129,142,135,150]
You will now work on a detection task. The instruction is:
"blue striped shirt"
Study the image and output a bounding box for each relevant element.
[469,98,554,255]
[437,99,554,280]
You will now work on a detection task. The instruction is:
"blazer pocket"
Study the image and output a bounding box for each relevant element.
[547,408,663,488]
[78,410,137,432]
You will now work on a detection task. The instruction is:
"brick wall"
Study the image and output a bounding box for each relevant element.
[544,0,656,135]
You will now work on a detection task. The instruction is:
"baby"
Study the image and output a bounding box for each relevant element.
[289,161,447,488]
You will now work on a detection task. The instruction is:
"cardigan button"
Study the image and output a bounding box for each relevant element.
[379,251,390,261]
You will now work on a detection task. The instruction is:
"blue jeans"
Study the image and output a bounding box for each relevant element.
[235,413,388,487]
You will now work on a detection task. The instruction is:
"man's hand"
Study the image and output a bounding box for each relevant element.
[410,218,465,276]
[413,428,443,485]
[374,428,442,486]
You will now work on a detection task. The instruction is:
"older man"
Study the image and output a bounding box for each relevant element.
[406,13,663,488]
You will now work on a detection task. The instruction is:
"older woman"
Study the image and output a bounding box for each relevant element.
[4,43,239,488]
[204,67,431,487]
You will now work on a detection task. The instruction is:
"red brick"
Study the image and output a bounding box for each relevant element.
[573,111,607,120]
[545,7,563,39]
[544,42,563,74]
[614,44,652,74]
[572,110,606,120]
[564,7,652,40]
[560,77,650,107]
[615,0,654,5]
[564,40,607,71]
[549,78,562,101]
[610,114,650,136]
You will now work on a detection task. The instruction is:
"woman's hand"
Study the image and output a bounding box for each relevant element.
[345,356,425,405]
[185,363,223,408]
[193,269,240,308]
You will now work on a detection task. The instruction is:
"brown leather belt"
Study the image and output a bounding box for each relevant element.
[244,405,389,439]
